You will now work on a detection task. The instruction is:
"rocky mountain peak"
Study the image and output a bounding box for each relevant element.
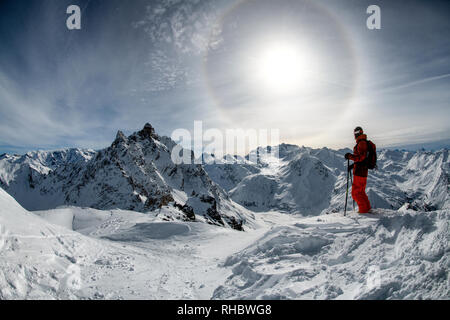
[138,123,157,140]
[115,130,127,141]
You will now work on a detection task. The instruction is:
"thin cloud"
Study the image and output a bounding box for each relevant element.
[380,73,450,93]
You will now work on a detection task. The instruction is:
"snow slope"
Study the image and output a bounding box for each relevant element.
[0,187,106,299]
[1,187,447,300]
[229,151,335,214]
[0,187,264,299]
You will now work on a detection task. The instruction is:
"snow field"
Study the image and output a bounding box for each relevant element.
[0,189,265,299]
[1,187,448,299]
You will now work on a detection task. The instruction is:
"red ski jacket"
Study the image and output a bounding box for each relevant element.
[349,134,368,177]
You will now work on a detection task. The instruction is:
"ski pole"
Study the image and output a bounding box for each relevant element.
[344,159,349,216]
[350,168,355,212]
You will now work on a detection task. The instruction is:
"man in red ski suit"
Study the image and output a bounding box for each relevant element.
[345,127,371,214]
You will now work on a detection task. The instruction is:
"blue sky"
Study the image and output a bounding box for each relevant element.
[0,0,449,154]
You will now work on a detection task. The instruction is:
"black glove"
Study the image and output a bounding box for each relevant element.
[348,163,354,172]
[344,153,352,160]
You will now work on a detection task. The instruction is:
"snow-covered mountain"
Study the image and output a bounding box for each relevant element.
[0,148,96,210]
[0,124,253,230]
[204,145,450,214]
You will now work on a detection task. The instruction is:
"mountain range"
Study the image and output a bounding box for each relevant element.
[1,124,448,230]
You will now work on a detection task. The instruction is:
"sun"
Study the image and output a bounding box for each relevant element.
[255,42,315,94]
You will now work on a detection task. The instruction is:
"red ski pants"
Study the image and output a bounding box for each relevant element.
[352,175,371,213]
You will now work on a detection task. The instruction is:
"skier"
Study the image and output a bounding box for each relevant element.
[345,127,372,214]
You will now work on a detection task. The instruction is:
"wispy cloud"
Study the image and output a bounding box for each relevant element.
[379,73,450,93]
[132,0,225,92]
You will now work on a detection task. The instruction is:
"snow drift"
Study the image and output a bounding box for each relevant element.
[213,208,449,299]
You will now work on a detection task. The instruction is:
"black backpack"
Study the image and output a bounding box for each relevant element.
[364,140,377,170]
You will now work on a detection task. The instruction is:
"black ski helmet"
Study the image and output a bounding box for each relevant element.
[354,126,363,138]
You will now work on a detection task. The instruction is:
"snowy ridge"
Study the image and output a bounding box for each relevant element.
[0,149,95,179]
[0,149,96,211]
